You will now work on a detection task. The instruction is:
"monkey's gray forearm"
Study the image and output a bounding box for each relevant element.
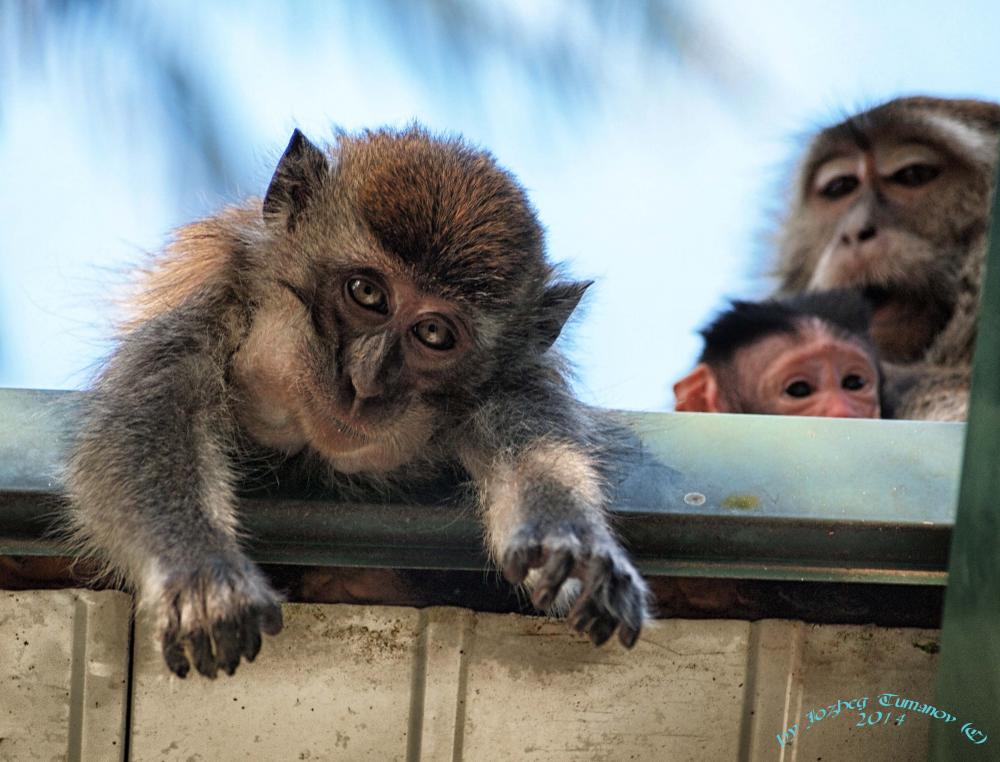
[461,415,649,648]
[65,308,282,678]
[67,346,242,589]
[474,438,608,563]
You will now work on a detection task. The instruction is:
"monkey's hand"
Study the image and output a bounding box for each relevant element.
[151,554,284,679]
[501,520,648,648]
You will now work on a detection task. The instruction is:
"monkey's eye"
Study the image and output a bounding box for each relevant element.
[785,380,813,398]
[347,277,388,314]
[819,175,859,200]
[889,163,940,188]
[412,317,456,351]
[842,374,866,391]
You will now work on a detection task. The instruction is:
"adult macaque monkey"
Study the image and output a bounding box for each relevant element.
[775,96,1000,420]
[66,127,649,679]
[674,290,883,418]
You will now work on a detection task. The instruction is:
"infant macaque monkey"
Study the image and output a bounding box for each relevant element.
[674,290,882,418]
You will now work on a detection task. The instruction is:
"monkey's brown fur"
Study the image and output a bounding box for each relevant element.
[67,126,649,679]
[775,96,1000,420]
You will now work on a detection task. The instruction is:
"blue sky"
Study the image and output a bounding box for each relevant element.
[3,1,1000,410]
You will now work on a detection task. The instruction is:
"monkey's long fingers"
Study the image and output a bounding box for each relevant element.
[530,549,576,610]
[607,566,645,649]
[567,597,616,646]
[588,615,618,647]
[568,596,600,633]
[568,553,646,649]
[618,623,640,649]
[162,629,191,678]
[212,618,242,677]
[240,616,263,663]
[258,603,284,636]
[189,630,218,679]
[162,600,191,678]
[240,602,282,663]
[501,543,543,585]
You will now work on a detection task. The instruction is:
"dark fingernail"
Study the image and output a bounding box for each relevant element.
[244,627,263,662]
[163,637,189,678]
[260,606,284,636]
[191,632,217,679]
[589,618,615,647]
[531,586,555,610]
[619,625,640,649]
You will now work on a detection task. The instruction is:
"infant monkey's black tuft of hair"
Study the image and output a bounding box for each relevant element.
[699,289,875,367]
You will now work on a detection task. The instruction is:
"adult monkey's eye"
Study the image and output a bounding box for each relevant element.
[819,175,859,200]
[889,163,940,188]
[413,317,456,350]
[785,380,813,398]
[347,277,388,313]
[842,374,866,391]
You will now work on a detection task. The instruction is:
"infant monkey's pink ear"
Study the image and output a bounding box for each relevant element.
[673,363,725,413]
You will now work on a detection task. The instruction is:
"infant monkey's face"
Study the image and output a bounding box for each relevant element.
[733,322,880,419]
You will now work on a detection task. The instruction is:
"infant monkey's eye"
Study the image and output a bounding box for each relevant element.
[413,317,456,350]
[842,374,866,391]
[785,380,813,398]
[347,277,389,313]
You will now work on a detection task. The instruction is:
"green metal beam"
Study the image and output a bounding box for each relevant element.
[0,387,962,584]
[931,170,1000,756]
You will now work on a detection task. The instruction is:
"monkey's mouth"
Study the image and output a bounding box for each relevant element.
[862,284,950,362]
[326,414,369,442]
[303,392,374,447]
[862,285,910,319]
[862,285,893,309]
[862,284,937,317]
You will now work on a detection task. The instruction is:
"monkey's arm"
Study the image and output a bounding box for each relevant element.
[66,299,282,678]
[459,392,649,647]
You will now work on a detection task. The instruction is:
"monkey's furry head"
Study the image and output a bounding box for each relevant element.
[232,125,591,472]
[264,126,555,305]
[699,289,875,367]
[776,95,1000,364]
[260,126,588,353]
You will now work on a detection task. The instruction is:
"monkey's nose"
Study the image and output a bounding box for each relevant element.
[857,225,877,242]
[350,375,382,402]
[841,224,877,247]
[821,391,865,419]
[346,373,385,422]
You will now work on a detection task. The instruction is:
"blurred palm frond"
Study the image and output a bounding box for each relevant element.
[0,0,754,195]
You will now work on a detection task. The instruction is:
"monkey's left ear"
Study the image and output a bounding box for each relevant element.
[535,280,592,350]
[673,364,725,413]
[263,129,330,232]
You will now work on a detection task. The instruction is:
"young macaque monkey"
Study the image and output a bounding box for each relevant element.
[674,290,882,418]
[66,126,649,679]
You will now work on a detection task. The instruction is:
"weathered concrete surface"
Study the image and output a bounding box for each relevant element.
[130,604,424,761]
[745,620,940,761]
[49,599,940,762]
[0,589,131,761]
[453,613,750,761]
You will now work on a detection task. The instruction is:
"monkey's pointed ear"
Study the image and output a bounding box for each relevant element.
[535,280,592,350]
[673,364,724,413]
[263,129,329,231]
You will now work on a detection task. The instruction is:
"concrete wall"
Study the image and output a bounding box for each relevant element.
[0,591,942,761]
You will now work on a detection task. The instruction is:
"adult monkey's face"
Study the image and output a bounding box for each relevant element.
[776,97,1000,363]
